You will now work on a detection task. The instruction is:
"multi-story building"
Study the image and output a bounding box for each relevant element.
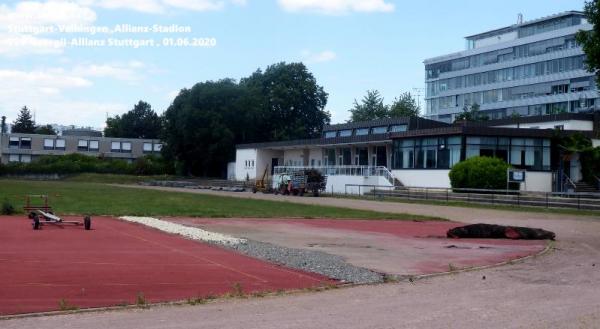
[424,11,597,123]
[0,132,162,164]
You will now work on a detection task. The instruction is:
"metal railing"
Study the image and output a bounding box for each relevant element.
[273,165,398,186]
[344,184,600,211]
[595,176,600,191]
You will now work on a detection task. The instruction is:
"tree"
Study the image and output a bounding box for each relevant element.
[389,92,420,118]
[453,103,489,122]
[349,90,388,122]
[1,116,6,134]
[577,0,600,89]
[240,62,330,140]
[11,106,36,133]
[34,124,57,135]
[104,101,162,139]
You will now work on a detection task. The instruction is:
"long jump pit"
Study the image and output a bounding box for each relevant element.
[0,215,549,316]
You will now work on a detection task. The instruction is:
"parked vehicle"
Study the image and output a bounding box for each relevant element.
[274,169,327,197]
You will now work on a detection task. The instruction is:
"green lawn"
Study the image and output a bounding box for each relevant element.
[0,179,442,220]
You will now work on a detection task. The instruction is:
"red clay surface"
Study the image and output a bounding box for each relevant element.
[0,216,332,316]
[168,218,548,275]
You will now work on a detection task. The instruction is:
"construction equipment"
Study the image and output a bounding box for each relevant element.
[274,169,327,197]
[24,195,91,230]
[252,165,273,194]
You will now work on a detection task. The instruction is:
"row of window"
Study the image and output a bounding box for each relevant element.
[427,55,585,97]
[324,124,407,138]
[392,136,551,171]
[427,35,579,79]
[8,154,31,163]
[244,160,255,169]
[8,137,162,154]
[427,78,594,113]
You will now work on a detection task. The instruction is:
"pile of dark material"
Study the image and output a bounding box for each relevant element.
[447,223,555,240]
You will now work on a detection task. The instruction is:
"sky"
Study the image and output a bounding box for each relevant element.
[0,0,587,128]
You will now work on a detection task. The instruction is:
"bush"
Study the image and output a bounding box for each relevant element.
[1,200,15,215]
[449,156,511,190]
[0,154,173,176]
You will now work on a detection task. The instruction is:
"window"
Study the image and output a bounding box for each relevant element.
[89,140,99,151]
[111,141,121,152]
[390,124,407,133]
[9,154,19,162]
[21,154,31,163]
[338,129,352,137]
[371,126,387,134]
[393,136,461,170]
[554,125,564,131]
[121,142,132,153]
[78,140,88,151]
[55,139,66,150]
[355,128,369,136]
[20,137,31,149]
[143,142,153,153]
[153,143,162,152]
[9,137,19,149]
[43,139,54,150]
[324,131,337,138]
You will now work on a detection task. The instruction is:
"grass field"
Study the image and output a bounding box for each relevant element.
[0,179,441,220]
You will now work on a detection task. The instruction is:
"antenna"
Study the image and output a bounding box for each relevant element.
[517,13,523,25]
[412,87,425,113]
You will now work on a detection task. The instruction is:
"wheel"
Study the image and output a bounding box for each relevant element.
[32,215,40,230]
[84,216,91,230]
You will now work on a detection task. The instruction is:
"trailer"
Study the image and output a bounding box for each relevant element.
[24,195,91,230]
[274,169,327,197]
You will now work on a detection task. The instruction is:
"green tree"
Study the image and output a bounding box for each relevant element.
[577,0,600,89]
[240,62,330,140]
[388,92,420,118]
[349,90,388,122]
[1,116,6,134]
[454,103,489,122]
[11,106,36,133]
[104,101,162,139]
[34,124,57,135]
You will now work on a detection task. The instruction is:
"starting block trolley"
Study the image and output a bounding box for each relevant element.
[24,195,91,230]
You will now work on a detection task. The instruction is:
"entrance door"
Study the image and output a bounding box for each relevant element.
[271,158,279,175]
[376,146,387,167]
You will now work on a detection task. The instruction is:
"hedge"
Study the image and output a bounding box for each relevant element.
[0,153,172,176]
[449,156,512,190]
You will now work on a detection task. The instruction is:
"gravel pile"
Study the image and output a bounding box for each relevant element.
[120,216,384,284]
[229,240,384,284]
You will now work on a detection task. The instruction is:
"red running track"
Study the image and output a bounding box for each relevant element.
[0,216,332,316]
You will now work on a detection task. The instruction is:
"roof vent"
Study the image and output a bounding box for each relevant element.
[517,13,523,25]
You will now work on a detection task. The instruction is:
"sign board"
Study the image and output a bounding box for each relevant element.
[509,170,526,182]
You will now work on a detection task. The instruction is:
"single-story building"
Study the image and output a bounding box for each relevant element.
[234,113,600,193]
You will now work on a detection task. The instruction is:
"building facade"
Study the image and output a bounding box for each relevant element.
[425,11,597,123]
[0,133,162,164]
[235,114,600,193]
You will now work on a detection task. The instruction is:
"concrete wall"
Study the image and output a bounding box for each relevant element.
[392,170,452,188]
[495,120,594,131]
[308,148,323,167]
[283,149,305,166]
[234,148,257,181]
[256,149,283,178]
[520,171,553,192]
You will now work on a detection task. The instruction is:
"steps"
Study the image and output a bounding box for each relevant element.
[574,181,599,194]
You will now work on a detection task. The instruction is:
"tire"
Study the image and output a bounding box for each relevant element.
[84,216,91,230]
[32,215,40,230]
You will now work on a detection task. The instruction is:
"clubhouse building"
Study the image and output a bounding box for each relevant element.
[235,113,600,193]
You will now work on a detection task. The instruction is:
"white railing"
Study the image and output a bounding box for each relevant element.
[273,165,399,186]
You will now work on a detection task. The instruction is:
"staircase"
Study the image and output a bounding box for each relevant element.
[574,181,599,194]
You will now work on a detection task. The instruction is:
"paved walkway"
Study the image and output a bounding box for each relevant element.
[5,186,600,329]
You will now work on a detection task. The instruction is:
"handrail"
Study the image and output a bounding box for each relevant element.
[594,175,600,191]
[563,172,577,192]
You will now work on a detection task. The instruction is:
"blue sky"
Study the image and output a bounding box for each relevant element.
[0,0,586,127]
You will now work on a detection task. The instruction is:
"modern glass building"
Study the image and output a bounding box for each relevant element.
[424,11,597,123]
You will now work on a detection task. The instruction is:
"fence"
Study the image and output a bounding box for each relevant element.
[344,184,600,211]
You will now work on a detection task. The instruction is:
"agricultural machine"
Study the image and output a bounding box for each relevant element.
[274,169,327,197]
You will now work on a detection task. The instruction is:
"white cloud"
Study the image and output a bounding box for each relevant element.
[82,0,242,13]
[0,1,97,28]
[162,0,225,11]
[72,61,145,82]
[278,0,394,14]
[0,33,65,56]
[302,50,337,63]
[90,0,164,13]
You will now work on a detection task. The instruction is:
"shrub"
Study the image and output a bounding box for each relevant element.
[1,200,15,215]
[0,154,172,176]
[449,156,511,190]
